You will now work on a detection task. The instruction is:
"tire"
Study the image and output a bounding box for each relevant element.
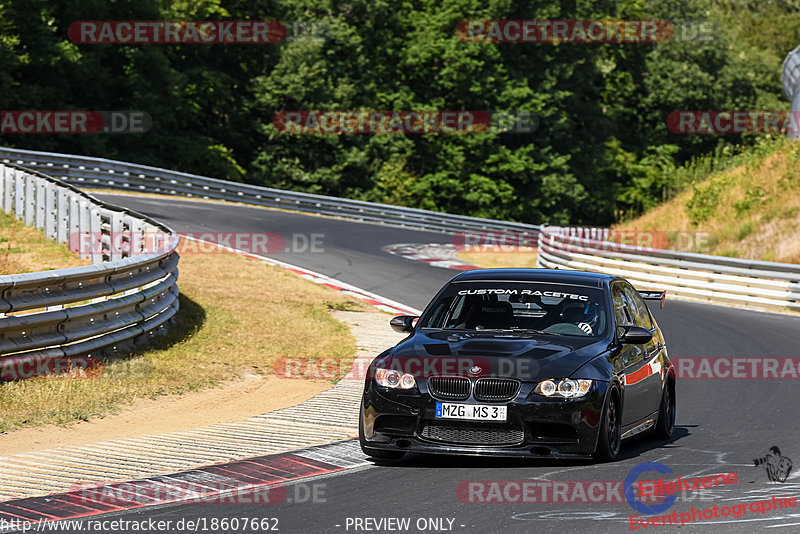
[652,380,676,440]
[594,388,621,462]
[359,414,406,461]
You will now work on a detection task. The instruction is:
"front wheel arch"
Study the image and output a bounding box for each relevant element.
[594,385,622,462]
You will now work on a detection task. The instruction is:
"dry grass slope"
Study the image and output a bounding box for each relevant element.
[615,138,800,263]
[0,230,364,432]
[0,211,90,274]
[456,248,538,268]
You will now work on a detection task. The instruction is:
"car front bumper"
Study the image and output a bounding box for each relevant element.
[360,379,611,459]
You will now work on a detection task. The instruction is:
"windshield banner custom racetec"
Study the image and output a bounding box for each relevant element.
[456,288,589,301]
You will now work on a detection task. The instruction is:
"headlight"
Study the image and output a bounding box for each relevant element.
[535,379,592,398]
[375,368,417,389]
[538,379,557,396]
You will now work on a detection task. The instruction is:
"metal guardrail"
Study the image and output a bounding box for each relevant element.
[537,226,800,313]
[0,162,179,376]
[4,146,799,315]
[0,147,541,237]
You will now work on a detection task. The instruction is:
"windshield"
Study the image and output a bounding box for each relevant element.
[419,281,609,338]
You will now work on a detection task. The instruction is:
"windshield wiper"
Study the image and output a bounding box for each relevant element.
[509,328,565,336]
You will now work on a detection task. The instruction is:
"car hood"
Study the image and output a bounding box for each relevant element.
[384,330,611,381]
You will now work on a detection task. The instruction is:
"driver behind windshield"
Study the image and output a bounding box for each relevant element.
[422,283,607,337]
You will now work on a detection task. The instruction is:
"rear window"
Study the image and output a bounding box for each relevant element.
[419,281,609,337]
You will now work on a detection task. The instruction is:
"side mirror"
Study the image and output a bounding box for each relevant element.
[619,325,653,344]
[390,315,418,334]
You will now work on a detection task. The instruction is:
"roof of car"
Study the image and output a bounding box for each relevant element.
[450,268,617,288]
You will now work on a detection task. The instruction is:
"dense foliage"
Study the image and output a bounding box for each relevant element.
[1,0,799,224]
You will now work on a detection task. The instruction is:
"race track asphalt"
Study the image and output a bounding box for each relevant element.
[88,194,800,533]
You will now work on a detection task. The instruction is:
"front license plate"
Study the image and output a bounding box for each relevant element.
[435,403,507,421]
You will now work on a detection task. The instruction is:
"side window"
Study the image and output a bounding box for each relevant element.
[611,285,632,327]
[624,285,653,329]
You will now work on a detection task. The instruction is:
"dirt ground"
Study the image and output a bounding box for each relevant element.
[0,374,330,455]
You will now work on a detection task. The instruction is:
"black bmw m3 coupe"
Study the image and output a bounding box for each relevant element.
[358,268,675,462]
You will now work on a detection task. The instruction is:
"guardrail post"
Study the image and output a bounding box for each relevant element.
[44,183,56,239]
[0,165,11,213]
[110,212,124,260]
[13,169,25,220]
[56,188,69,245]
[35,179,46,230]
[24,174,36,226]
[130,217,144,256]
[536,229,545,268]
[141,223,161,254]
[89,206,103,264]
[0,165,5,207]
[67,195,81,253]
[77,200,91,260]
